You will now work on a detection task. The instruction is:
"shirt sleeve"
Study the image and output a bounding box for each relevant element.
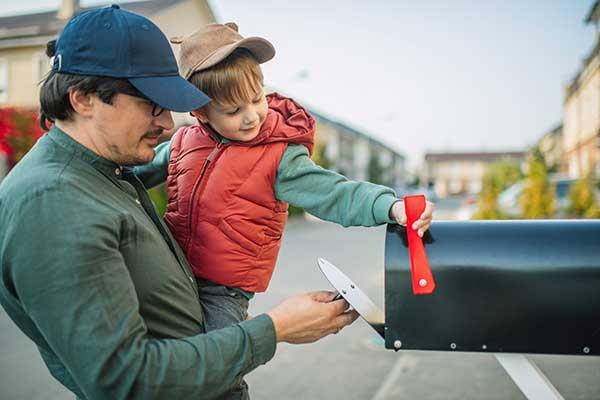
[133,140,171,188]
[275,144,399,226]
[2,187,276,400]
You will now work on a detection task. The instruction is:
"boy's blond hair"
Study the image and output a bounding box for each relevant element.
[189,48,263,108]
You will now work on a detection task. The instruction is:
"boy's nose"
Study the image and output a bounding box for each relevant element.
[244,111,259,126]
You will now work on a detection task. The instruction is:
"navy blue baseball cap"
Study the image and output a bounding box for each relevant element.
[53,4,210,112]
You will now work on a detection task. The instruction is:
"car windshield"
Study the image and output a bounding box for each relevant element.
[499,182,523,204]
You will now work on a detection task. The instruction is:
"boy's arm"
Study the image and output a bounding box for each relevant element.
[133,140,172,188]
[274,144,399,227]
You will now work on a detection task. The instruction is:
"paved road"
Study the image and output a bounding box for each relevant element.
[246,218,600,400]
[2,217,600,399]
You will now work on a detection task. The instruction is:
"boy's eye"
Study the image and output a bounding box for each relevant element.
[225,108,239,115]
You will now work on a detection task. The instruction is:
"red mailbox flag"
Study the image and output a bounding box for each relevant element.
[404,195,436,295]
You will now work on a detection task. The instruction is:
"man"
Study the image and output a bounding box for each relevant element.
[0,5,357,400]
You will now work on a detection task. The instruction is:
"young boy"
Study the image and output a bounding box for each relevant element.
[140,22,433,330]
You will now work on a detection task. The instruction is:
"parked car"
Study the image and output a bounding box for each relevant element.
[498,177,599,218]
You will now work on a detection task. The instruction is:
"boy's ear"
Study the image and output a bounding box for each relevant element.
[190,109,209,123]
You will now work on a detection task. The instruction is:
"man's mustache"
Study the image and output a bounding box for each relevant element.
[143,129,163,139]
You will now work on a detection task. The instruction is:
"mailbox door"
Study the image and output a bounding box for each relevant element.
[385,220,600,355]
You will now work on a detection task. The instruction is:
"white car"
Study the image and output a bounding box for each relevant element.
[498,177,598,218]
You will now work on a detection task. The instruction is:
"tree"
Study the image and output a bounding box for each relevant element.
[473,160,522,219]
[367,152,385,185]
[567,174,600,218]
[312,139,330,169]
[519,151,555,219]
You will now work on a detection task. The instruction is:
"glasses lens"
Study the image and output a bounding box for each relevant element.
[152,104,165,117]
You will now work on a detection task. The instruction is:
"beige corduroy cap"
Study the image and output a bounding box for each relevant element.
[171,22,276,80]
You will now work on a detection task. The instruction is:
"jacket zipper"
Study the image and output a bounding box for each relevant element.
[185,141,224,254]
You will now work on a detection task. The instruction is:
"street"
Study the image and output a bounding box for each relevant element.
[2,215,600,399]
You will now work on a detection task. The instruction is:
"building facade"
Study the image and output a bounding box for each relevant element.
[563,1,600,179]
[535,123,563,172]
[312,110,406,189]
[424,151,525,198]
[0,0,216,111]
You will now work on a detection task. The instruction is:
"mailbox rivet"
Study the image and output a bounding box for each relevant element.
[583,347,590,354]
[394,340,402,349]
[419,279,427,287]
[350,284,355,289]
[450,343,457,350]
[342,289,347,295]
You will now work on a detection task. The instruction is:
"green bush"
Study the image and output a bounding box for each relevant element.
[473,160,522,219]
[519,153,554,219]
[148,184,168,216]
[567,175,600,218]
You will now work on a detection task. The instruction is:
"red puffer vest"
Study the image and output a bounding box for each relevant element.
[165,94,315,292]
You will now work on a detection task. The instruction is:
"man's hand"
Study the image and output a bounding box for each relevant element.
[390,200,435,237]
[267,291,359,344]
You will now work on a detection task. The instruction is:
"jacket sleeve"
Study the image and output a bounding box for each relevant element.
[1,187,276,400]
[133,140,172,188]
[274,144,398,226]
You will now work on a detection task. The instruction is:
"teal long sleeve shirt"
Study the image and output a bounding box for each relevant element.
[0,127,276,400]
[136,139,398,226]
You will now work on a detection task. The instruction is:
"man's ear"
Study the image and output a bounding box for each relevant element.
[190,109,209,123]
[69,89,95,118]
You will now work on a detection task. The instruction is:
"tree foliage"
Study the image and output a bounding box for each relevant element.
[567,174,600,218]
[519,151,555,219]
[367,151,385,185]
[473,160,522,219]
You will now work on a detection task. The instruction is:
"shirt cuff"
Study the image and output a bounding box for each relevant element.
[239,313,277,367]
[373,194,400,224]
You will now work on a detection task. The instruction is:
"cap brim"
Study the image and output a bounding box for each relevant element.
[128,74,211,112]
[185,37,276,79]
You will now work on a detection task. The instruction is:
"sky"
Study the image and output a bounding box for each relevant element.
[0,1,597,169]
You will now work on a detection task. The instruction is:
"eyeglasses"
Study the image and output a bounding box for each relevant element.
[122,91,165,118]
[151,103,165,118]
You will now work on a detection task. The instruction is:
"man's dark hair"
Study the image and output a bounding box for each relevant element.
[39,40,145,131]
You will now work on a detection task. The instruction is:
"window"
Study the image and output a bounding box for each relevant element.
[0,59,7,103]
[33,52,50,83]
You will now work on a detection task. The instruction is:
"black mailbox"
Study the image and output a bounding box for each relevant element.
[384,220,600,356]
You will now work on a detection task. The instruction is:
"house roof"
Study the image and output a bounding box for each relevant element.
[309,108,405,159]
[585,0,600,24]
[424,151,525,163]
[566,1,600,100]
[0,0,185,43]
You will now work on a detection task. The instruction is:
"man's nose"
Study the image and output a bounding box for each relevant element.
[154,110,174,131]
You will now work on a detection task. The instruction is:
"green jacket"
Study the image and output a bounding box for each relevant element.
[0,127,276,399]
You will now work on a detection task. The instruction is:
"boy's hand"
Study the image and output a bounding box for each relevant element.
[390,200,435,237]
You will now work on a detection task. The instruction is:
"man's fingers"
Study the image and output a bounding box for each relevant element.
[310,290,338,303]
[330,309,359,334]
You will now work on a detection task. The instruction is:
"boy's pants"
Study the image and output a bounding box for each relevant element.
[197,278,255,400]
